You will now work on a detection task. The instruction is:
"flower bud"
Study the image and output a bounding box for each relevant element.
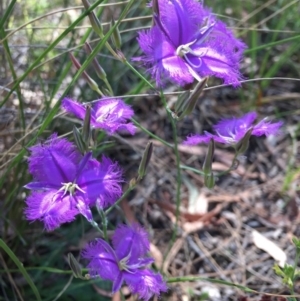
[202,138,215,175]
[82,0,103,37]
[82,104,91,145]
[84,42,107,80]
[175,91,190,114]
[137,142,153,181]
[67,253,83,279]
[152,0,159,15]
[73,126,87,153]
[69,52,103,95]
[152,0,160,25]
[110,18,122,49]
[204,173,215,189]
[116,49,126,63]
[178,77,208,120]
[236,128,252,155]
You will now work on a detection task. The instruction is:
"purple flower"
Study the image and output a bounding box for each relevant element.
[135,0,246,87]
[24,134,123,230]
[62,97,136,135]
[82,224,167,300]
[184,112,283,146]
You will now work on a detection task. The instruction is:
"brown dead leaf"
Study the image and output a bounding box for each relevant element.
[150,243,163,269]
[120,198,136,224]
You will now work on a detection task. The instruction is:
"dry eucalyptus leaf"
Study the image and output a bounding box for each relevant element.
[252,230,287,267]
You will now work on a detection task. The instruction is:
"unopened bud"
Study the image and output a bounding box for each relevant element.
[116,49,126,62]
[236,128,252,155]
[110,18,122,49]
[84,42,107,80]
[152,0,159,25]
[178,77,208,120]
[175,91,190,114]
[202,139,215,175]
[85,75,103,95]
[204,173,215,189]
[137,142,153,181]
[82,104,91,145]
[82,0,103,37]
[103,88,112,96]
[73,126,87,153]
[69,52,103,95]
[67,253,82,279]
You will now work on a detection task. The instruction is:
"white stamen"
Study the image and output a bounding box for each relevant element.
[58,182,86,197]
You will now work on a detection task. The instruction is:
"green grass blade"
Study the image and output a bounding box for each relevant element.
[245,34,300,54]
[0,0,17,29]
[0,27,26,129]
[0,0,106,108]
[167,276,256,293]
[0,238,42,301]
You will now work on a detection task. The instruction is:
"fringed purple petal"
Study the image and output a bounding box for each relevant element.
[78,156,123,208]
[25,191,79,231]
[123,269,167,301]
[92,98,136,135]
[213,112,257,138]
[62,97,87,121]
[76,197,93,222]
[82,239,119,281]
[158,0,207,45]
[112,272,124,293]
[112,223,150,262]
[183,134,212,145]
[191,20,246,86]
[134,0,245,87]
[252,119,283,136]
[135,26,193,87]
[28,134,80,185]
[185,112,282,147]
[24,182,57,190]
[63,97,136,135]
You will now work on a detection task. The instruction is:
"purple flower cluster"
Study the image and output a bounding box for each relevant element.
[24,134,123,230]
[184,112,283,146]
[83,223,167,300]
[135,0,246,87]
[62,97,136,135]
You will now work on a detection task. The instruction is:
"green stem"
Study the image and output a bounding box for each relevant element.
[289,249,300,301]
[180,164,205,175]
[103,77,114,95]
[105,183,135,215]
[131,118,173,148]
[97,209,108,241]
[167,276,255,293]
[90,221,104,237]
[123,60,155,90]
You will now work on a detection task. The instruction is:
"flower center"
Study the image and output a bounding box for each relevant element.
[175,20,216,70]
[118,257,128,271]
[118,254,135,273]
[58,182,85,197]
[176,40,206,70]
